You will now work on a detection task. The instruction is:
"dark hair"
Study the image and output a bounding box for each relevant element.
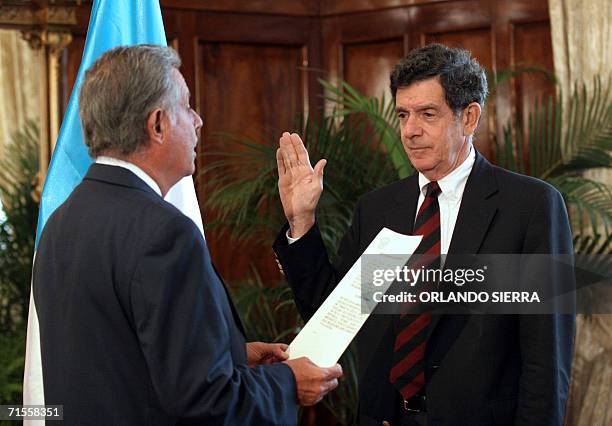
[390,43,488,114]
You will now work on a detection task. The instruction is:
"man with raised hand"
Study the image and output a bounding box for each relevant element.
[273,44,574,425]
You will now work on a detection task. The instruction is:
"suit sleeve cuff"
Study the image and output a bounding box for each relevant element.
[273,223,328,280]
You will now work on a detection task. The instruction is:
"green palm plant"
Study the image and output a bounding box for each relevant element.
[0,120,40,406]
[0,120,39,331]
[0,328,25,406]
[498,77,612,316]
[230,268,302,344]
[319,79,412,179]
[203,111,401,253]
[496,76,612,239]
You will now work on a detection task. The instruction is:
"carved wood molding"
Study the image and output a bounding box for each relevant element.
[0,2,80,179]
[0,2,78,30]
[21,27,71,51]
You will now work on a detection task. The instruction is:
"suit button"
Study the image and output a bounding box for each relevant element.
[432,365,439,369]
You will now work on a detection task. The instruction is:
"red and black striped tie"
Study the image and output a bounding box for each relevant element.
[389,181,441,401]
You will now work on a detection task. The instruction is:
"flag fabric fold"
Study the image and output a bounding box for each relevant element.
[24,0,204,411]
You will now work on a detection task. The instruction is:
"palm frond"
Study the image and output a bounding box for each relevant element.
[202,110,399,252]
[0,121,40,207]
[319,79,413,178]
[498,76,612,236]
[228,268,302,343]
[573,234,612,317]
[573,233,612,255]
[548,176,612,235]
[0,328,25,404]
[200,132,282,243]
[0,120,39,330]
[488,65,556,97]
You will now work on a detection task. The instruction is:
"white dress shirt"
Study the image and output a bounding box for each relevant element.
[416,146,475,254]
[96,156,162,197]
[287,146,476,253]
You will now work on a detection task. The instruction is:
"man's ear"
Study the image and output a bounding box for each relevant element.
[462,102,482,137]
[146,108,165,144]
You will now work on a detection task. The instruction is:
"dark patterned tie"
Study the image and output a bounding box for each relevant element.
[389,181,441,401]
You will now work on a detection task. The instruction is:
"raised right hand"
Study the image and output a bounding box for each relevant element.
[277,132,327,239]
[284,357,343,406]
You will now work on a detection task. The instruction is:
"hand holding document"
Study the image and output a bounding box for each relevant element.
[288,228,422,367]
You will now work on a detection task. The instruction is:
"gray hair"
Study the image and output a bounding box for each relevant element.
[78,45,182,157]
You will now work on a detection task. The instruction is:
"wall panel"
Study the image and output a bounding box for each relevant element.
[512,20,555,130]
[56,0,555,284]
[198,42,305,143]
[343,38,404,98]
[197,41,307,282]
[60,34,85,118]
[152,7,319,285]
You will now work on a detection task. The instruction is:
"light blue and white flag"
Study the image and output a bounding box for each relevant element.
[24,0,204,410]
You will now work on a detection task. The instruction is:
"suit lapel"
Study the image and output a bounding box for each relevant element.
[446,152,498,256]
[427,152,498,341]
[383,153,499,255]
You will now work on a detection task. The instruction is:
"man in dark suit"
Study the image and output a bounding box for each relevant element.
[273,44,575,425]
[33,45,342,425]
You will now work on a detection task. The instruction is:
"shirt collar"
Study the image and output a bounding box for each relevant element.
[418,145,476,201]
[95,156,162,197]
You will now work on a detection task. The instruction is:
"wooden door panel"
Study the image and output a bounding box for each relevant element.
[197,41,306,283]
[343,38,404,98]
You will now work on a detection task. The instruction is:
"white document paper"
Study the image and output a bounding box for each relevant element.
[288,227,422,367]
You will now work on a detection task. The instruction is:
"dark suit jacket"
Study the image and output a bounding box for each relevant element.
[274,152,575,426]
[34,164,297,425]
